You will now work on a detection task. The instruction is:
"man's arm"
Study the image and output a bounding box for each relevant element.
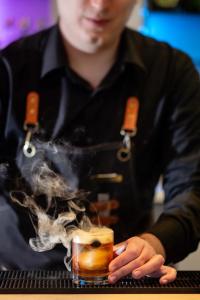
[147,50,200,264]
[109,50,200,283]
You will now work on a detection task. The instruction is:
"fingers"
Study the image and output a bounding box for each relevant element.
[109,240,163,284]
[108,260,140,283]
[159,265,177,285]
[110,244,140,272]
[109,251,147,283]
[108,236,176,285]
[109,237,146,272]
[145,265,177,285]
[108,252,164,284]
[110,237,153,273]
[131,254,165,279]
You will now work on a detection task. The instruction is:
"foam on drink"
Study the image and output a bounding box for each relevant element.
[72,227,113,244]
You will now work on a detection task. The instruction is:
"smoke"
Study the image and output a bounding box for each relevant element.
[10,161,94,260]
[0,140,98,270]
[0,163,9,188]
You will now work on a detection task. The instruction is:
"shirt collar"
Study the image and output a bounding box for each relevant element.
[41,25,67,78]
[121,28,147,74]
[41,24,147,78]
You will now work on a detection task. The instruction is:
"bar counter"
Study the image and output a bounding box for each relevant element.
[0,270,199,300]
[0,294,199,300]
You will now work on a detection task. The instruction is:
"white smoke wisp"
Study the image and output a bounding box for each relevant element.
[10,162,93,269]
[0,163,9,187]
[30,161,83,210]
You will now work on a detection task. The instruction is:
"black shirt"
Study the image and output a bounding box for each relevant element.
[0,24,200,269]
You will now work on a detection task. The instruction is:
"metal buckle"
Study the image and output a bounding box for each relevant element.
[23,129,36,158]
[117,133,132,162]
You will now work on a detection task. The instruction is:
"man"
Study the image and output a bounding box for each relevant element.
[0,0,200,284]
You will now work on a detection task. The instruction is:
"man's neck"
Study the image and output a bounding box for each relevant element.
[61,38,120,90]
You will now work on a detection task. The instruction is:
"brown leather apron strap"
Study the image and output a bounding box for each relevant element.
[121,96,139,136]
[24,91,39,129]
[118,97,140,162]
[23,91,40,158]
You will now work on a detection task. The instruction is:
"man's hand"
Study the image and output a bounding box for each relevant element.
[108,234,177,285]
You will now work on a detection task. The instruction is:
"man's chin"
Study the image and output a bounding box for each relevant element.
[79,35,105,53]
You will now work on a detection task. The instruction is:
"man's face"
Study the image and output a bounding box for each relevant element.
[57,0,137,53]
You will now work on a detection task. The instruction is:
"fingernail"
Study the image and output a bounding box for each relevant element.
[162,279,168,284]
[133,270,141,278]
[109,275,117,283]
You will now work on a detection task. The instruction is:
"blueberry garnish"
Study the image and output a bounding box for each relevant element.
[91,240,101,248]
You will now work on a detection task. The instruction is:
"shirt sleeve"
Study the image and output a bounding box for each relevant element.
[148,50,200,264]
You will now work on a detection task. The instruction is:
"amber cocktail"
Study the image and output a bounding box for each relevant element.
[72,227,113,285]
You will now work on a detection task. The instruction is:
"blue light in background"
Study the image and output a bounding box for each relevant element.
[140,7,200,70]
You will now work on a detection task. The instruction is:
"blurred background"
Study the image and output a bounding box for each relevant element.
[0,0,200,269]
[0,0,200,72]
